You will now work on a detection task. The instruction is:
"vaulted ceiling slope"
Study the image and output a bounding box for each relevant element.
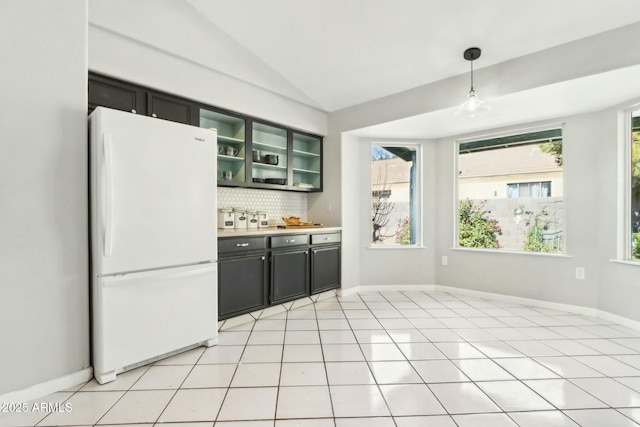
[90,0,640,123]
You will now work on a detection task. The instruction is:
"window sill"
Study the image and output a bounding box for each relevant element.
[368,245,425,250]
[450,247,571,258]
[609,259,640,267]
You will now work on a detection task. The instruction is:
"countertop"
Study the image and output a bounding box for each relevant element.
[218,226,341,238]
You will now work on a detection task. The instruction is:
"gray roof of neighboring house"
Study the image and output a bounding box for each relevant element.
[370,144,561,184]
[459,144,561,178]
[371,157,412,184]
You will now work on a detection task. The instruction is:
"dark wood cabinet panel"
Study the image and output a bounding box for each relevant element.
[311,245,341,294]
[147,92,198,126]
[270,249,309,304]
[218,255,267,320]
[88,74,146,115]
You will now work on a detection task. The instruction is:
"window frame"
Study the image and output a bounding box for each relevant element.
[369,142,423,248]
[454,124,565,254]
[619,107,640,262]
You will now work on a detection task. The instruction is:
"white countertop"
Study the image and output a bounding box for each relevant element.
[218,226,341,238]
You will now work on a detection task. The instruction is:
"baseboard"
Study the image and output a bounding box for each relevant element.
[0,368,93,404]
[597,309,640,331]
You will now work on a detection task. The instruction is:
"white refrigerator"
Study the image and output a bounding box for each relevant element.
[89,107,218,384]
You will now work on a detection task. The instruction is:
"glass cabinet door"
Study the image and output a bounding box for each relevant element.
[292,132,322,190]
[252,122,288,186]
[200,109,246,185]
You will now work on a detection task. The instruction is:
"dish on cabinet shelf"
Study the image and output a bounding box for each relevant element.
[265,178,287,185]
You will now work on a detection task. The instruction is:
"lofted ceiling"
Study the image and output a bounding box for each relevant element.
[90,0,640,136]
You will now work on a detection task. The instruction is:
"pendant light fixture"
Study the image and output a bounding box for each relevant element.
[456,47,490,118]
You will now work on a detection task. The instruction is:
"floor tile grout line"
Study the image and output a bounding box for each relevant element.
[313,299,338,427]
[213,315,257,424]
[331,291,397,421]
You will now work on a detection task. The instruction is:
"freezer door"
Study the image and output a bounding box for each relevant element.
[90,107,217,275]
[92,263,218,383]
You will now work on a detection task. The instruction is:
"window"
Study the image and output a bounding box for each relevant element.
[371,144,420,246]
[507,181,551,198]
[457,128,564,253]
[630,110,640,260]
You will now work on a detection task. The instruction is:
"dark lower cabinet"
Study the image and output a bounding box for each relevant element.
[311,245,341,294]
[218,255,267,320]
[218,231,339,321]
[270,249,309,304]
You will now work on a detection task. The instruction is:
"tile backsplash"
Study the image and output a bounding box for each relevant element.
[217,187,307,226]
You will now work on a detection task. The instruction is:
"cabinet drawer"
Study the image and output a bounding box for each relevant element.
[311,232,341,245]
[219,236,266,255]
[271,234,309,248]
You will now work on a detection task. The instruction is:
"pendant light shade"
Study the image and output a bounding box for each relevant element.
[456,47,490,118]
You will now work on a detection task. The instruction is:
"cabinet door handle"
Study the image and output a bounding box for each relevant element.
[304,251,308,255]
[151,113,157,118]
[261,256,265,261]
[236,243,250,247]
[285,239,296,243]
[313,250,317,254]
[323,237,330,240]
[131,109,137,114]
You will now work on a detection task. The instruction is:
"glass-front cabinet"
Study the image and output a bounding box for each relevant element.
[198,106,322,192]
[292,132,322,190]
[200,108,246,185]
[251,122,288,186]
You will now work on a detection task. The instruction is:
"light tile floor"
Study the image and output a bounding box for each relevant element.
[3,290,640,426]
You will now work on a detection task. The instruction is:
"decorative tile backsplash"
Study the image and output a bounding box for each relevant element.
[217,188,307,226]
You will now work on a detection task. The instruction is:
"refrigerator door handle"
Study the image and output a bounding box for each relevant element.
[104,132,114,257]
[102,263,216,288]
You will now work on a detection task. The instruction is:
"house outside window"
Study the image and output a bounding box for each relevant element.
[371,144,420,246]
[457,128,564,253]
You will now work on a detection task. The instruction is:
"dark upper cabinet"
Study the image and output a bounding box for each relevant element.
[88,73,147,115]
[147,91,198,126]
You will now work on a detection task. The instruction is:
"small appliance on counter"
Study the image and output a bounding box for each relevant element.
[218,208,234,229]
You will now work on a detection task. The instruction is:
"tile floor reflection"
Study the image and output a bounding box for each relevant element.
[3,290,640,426]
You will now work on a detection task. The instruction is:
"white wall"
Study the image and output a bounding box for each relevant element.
[0,0,89,395]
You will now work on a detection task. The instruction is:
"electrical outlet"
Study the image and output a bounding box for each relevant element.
[576,267,585,280]
[442,256,448,266]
